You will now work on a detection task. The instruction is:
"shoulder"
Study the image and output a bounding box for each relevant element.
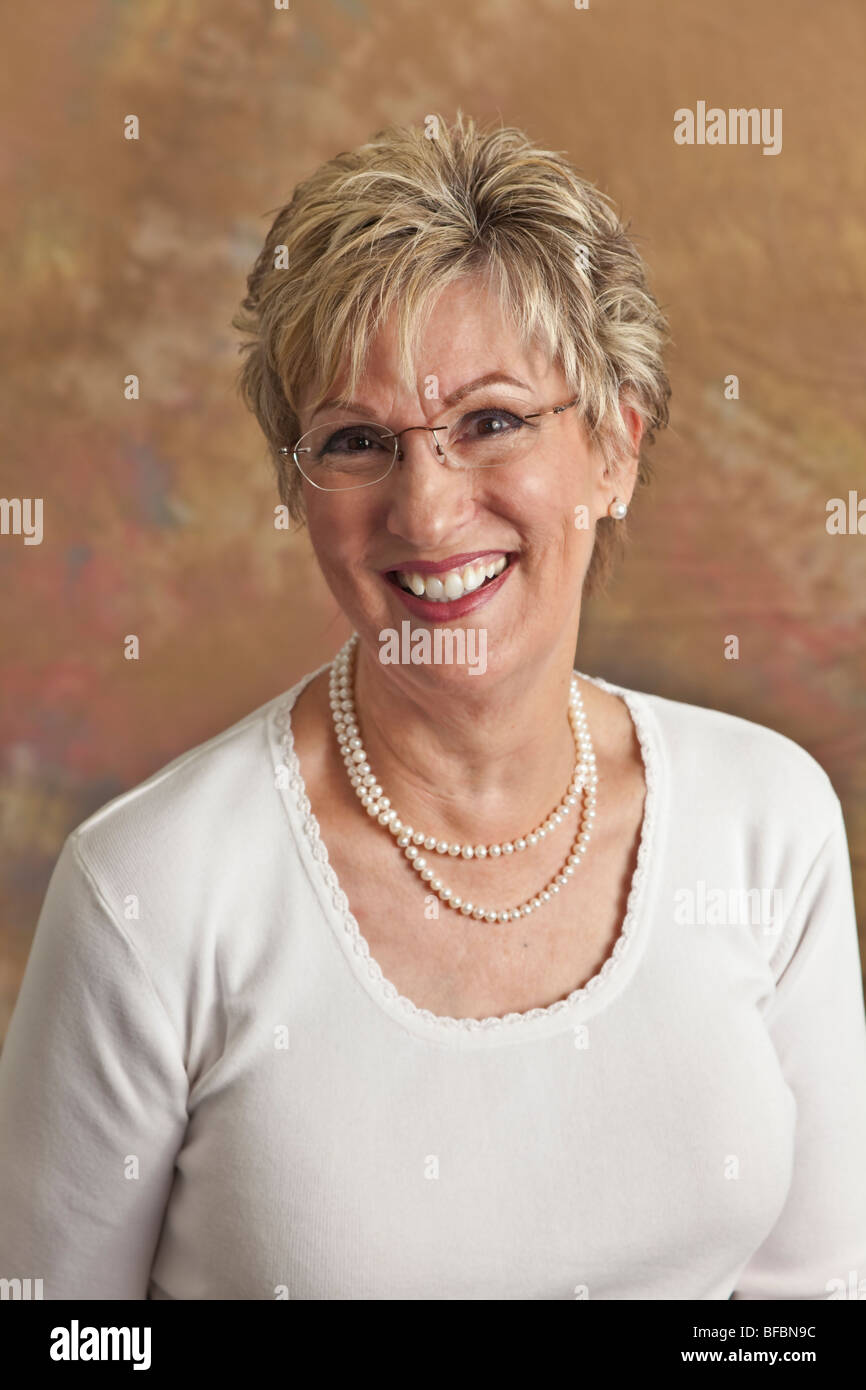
[647,685,835,794]
[582,672,842,852]
[68,665,327,890]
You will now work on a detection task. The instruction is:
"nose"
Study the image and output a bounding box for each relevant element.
[394,424,445,462]
[383,427,474,548]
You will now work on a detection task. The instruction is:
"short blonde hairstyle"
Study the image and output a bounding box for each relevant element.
[233,112,670,595]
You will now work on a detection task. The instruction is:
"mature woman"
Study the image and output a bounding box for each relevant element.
[2,115,865,1301]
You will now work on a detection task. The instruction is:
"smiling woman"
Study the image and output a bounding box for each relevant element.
[1,114,865,1303]
[235,112,671,598]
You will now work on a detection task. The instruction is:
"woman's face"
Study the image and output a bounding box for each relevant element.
[298,275,636,689]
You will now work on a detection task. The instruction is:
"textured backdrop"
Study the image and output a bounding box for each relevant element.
[1,0,864,1035]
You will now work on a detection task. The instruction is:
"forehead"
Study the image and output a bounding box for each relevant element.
[309,274,556,416]
[378,276,548,385]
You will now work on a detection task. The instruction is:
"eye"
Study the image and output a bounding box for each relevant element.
[458,407,528,440]
[322,425,390,454]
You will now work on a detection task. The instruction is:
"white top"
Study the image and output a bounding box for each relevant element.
[2,660,865,1301]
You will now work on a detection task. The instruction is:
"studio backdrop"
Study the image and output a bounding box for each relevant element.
[1,0,864,1034]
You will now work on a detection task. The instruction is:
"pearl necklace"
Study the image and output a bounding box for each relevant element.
[329,633,598,923]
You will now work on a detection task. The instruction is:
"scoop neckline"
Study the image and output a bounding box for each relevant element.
[270,654,666,1049]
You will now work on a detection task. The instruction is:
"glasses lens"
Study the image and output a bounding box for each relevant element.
[294,422,396,489]
[442,398,541,470]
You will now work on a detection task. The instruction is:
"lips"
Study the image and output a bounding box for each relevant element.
[383,552,515,619]
[393,554,508,602]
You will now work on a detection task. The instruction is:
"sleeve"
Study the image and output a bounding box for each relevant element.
[0,832,189,1299]
[731,795,866,1299]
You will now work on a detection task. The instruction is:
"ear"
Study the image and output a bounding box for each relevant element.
[600,400,644,497]
[620,401,645,458]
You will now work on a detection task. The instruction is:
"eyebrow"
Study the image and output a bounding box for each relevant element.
[310,372,533,422]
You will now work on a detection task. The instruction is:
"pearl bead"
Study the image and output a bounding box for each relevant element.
[329,632,598,928]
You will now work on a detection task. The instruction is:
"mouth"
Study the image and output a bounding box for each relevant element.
[382,551,516,619]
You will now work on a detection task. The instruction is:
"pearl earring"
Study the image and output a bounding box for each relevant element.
[608,497,628,520]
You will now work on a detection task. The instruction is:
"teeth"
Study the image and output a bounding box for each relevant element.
[461,565,486,593]
[395,554,508,602]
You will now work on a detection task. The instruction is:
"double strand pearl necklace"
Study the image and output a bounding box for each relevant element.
[329,633,598,923]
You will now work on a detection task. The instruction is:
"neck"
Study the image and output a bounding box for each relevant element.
[346,632,583,846]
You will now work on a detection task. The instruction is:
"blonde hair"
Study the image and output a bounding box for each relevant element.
[233,112,670,595]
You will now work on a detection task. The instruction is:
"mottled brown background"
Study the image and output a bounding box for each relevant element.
[1,0,864,1036]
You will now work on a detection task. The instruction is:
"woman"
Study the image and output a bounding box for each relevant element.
[2,115,865,1301]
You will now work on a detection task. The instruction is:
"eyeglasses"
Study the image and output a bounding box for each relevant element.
[279,394,579,492]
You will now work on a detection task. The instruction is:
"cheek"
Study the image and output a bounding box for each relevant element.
[305,494,364,561]
[497,454,596,574]
[305,497,383,602]
[489,449,588,533]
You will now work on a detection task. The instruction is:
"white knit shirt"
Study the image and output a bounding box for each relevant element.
[2,662,865,1300]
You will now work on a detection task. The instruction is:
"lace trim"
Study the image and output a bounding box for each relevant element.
[272,667,658,1033]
